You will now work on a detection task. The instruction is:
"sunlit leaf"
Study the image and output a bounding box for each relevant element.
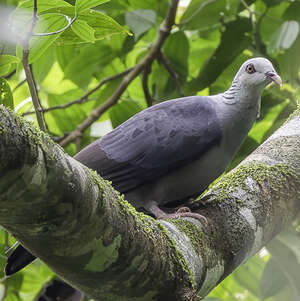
[17,0,73,13]
[71,19,96,42]
[0,78,14,110]
[56,8,128,44]
[32,45,56,83]
[29,13,69,63]
[75,0,110,13]
[64,43,114,88]
[0,55,20,77]
[232,255,265,297]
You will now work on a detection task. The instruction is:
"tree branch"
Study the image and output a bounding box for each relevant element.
[59,0,179,147]
[23,68,133,116]
[22,0,47,132]
[1,106,300,300]
[142,65,154,107]
[157,51,184,97]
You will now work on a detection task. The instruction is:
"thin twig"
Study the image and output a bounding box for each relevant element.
[32,13,77,37]
[23,68,133,116]
[22,52,46,131]
[12,78,27,93]
[75,136,82,154]
[157,51,184,97]
[240,0,281,23]
[240,0,253,15]
[60,0,180,147]
[142,65,154,107]
[22,0,47,132]
[3,69,16,79]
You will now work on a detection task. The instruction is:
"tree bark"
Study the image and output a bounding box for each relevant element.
[0,105,300,301]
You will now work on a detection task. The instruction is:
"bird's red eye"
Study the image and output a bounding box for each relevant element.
[246,63,256,74]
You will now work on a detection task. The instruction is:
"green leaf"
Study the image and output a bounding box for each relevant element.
[128,0,168,18]
[180,0,238,30]
[233,254,266,298]
[149,61,170,100]
[78,8,128,40]
[277,32,300,83]
[54,44,79,70]
[71,19,96,42]
[263,0,283,7]
[17,0,73,14]
[56,9,128,44]
[258,1,289,43]
[188,17,252,92]
[125,9,156,40]
[276,231,300,264]
[64,43,114,88]
[0,55,20,77]
[32,44,56,83]
[267,238,300,301]
[249,96,288,144]
[163,31,189,77]
[16,45,24,75]
[47,89,91,134]
[268,21,299,55]
[16,260,54,301]
[109,100,143,128]
[283,2,300,23]
[0,78,14,110]
[259,258,288,299]
[75,0,110,13]
[0,55,20,67]
[29,13,69,63]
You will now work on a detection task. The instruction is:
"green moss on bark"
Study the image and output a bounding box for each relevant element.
[208,162,298,202]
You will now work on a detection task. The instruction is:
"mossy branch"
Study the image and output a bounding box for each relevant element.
[1,105,300,300]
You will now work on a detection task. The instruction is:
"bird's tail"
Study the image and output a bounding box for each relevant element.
[5,245,36,276]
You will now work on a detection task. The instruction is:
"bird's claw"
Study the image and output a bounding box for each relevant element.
[173,207,207,224]
[146,201,207,225]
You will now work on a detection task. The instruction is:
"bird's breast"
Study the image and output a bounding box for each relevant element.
[125,144,230,208]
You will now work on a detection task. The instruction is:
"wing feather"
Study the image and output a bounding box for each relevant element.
[75,96,222,193]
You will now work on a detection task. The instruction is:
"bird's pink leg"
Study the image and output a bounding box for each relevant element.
[147,201,207,224]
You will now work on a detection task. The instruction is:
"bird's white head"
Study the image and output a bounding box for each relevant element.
[222,58,282,117]
[234,57,282,89]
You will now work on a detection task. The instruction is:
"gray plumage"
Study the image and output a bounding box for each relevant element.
[75,57,281,209]
[5,57,282,276]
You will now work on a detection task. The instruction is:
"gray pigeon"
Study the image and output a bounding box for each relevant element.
[5,57,281,275]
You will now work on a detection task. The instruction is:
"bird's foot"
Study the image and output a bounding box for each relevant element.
[147,201,207,224]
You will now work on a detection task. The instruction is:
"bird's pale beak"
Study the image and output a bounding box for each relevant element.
[265,71,282,86]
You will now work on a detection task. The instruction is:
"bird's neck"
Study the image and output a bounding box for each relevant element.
[213,80,264,161]
[222,79,263,118]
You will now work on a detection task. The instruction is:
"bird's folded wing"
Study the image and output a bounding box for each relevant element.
[74,96,222,193]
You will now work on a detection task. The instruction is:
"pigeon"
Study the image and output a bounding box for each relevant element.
[5,57,282,276]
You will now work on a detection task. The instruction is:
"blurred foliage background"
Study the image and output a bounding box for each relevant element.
[0,0,300,300]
